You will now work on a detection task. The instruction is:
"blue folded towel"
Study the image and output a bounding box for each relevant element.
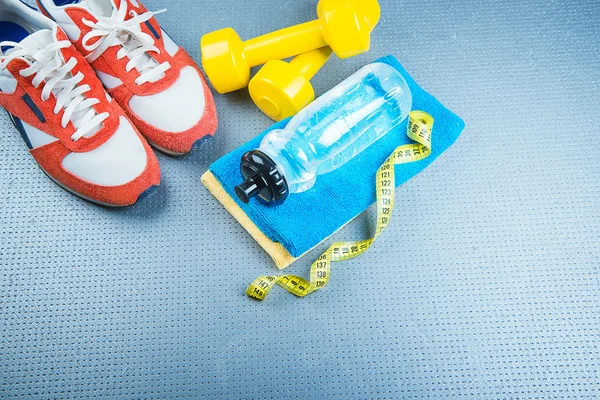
[204,55,465,267]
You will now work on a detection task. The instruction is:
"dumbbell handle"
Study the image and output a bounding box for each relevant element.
[289,46,333,80]
[243,21,327,67]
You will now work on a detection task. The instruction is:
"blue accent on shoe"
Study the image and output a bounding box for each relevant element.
[0,21,30,52]
[19,0,38,11]
[191,136,213,152]
[7,112,33,150]
[36,0,52,18]
[144,21,160,40]
[136,185,159,203]
[22,94,47,123]
[53,0,81,6]
[37,0,80,19]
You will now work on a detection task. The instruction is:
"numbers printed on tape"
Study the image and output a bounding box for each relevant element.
[247,111,435,301]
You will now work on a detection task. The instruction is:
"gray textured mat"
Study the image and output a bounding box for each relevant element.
[1,0,599,398]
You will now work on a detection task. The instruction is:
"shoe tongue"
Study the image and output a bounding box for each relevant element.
[4,29,55,56]
[76,0,164,83]
[76,0,118,18]
[19,28,103,138]
[108,0,121,13]
[92,0,165,83]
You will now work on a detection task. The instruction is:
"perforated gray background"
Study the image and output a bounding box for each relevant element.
[1,0,599,398]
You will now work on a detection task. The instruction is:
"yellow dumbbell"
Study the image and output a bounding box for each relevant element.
[201,0,380,94]
[248,0,381,121]
[318,0,381,31]
[248,47,333,121]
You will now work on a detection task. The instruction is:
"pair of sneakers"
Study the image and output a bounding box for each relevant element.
[0,0,218,207]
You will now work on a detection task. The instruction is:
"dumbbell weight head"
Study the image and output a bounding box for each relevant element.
[201,28,249,94]
[249,49,330,122]
[317,0,381,28]
[318,0,380,58]
[249,59,314,121]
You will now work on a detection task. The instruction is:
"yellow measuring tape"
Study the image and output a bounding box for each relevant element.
[246,111,435,301]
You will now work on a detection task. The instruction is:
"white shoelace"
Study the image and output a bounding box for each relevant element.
[0,38,109,141]
[81,1,171,85]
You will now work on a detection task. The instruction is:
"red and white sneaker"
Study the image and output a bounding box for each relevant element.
[37,0,218,156]
[0,0,160,207]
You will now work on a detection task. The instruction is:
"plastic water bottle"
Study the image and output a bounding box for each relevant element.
[235,62,412,206]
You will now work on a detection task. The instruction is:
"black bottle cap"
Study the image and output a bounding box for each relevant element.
[235,150,289,206]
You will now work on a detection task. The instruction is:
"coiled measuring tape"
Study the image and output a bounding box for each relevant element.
[247,111,435,301]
